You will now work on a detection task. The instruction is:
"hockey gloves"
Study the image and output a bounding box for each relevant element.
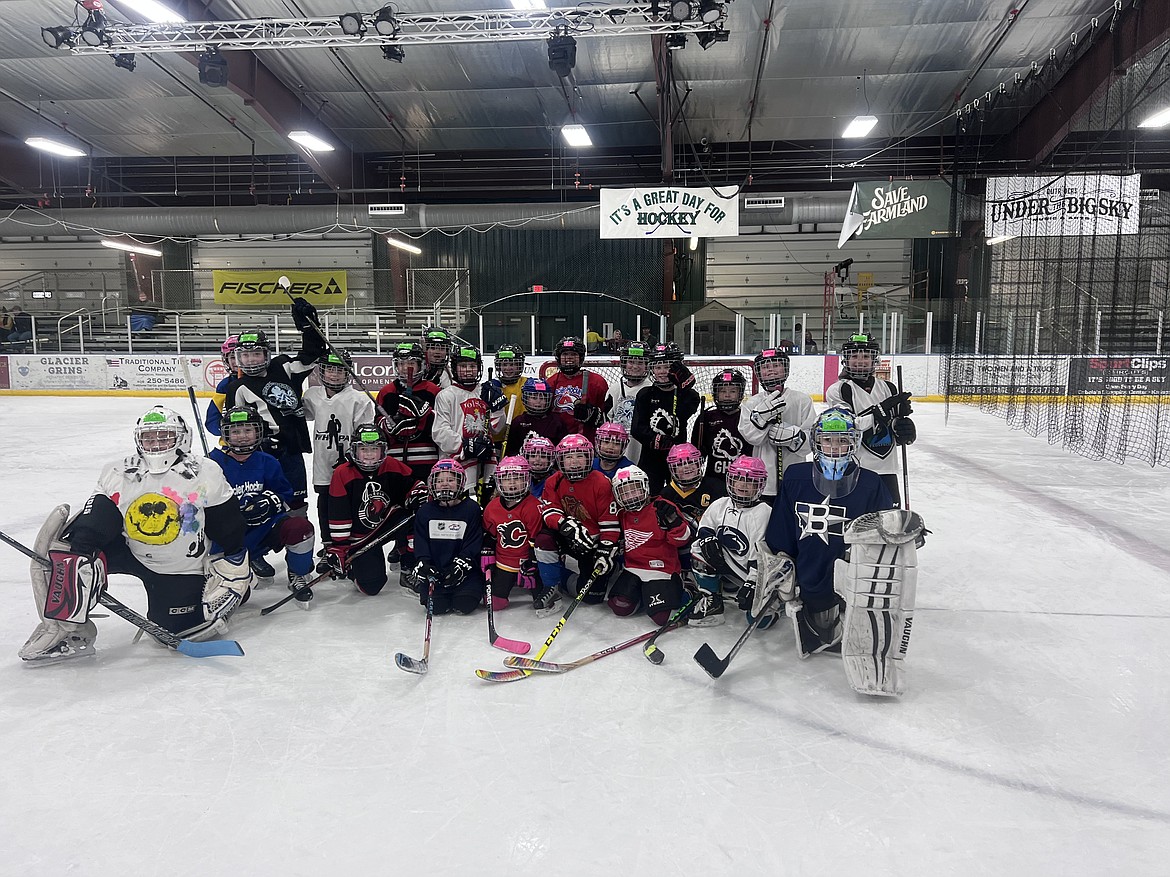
[463,434,494,462]
[749,397,786,430]
[590,542,618,580]
[766,423,806,452]
[892,417,917,445]
[878,390,913,420]
[558,517,598,557]
[290,297,320,333]
[239,490,285,527]
[204,550,254,621]
[653,499,684,533]
[572,402,605,428]
[444,557,474,590]
[694,535,726,575]
[318,545,350,579]
[406,480,430,510]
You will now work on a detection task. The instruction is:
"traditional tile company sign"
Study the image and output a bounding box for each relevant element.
[212,269,348,306]
[838,180,953,247]
[600,187,739,239]
[985,174,1141,238]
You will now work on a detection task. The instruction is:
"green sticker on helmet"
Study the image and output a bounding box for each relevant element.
[497,350,515,359]
[358,431,380,443]
[459,348,476,358]
[229,410,249,423]
[850,334,868,343]
[143,411,166,424]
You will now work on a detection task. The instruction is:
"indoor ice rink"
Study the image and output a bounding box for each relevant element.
[0,395,1166,875]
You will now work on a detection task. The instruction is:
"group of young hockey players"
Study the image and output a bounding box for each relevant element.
[16,297,925,695]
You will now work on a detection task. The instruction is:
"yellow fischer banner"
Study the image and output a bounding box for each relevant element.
[212,270,348,306]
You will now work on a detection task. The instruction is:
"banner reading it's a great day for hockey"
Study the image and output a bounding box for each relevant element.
[212,269,348,306]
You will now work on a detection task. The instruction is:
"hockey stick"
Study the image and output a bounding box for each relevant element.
[259,509,413,615]
[692,593,781,679]
[181,360,211,456]
[896,365,911,510]
[507,599,691,673]
[275,276,390,421]
[395,571,436,675]
[643,596,695,664]
[474,569,597,682]
[484,564,531,655]
[0,529,244,658]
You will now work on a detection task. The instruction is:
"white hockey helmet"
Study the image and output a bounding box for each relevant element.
[134,406,193,473]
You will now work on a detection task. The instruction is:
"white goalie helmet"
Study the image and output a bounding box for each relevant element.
[612,465,651,511]
[134,406,193,473]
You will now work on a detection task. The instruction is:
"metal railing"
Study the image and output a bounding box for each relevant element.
[56,308,92,354]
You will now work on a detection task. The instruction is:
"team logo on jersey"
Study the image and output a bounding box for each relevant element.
[710,428,744,474]
[714,525,750,556]
[357,481,392,530]
[795,498,850,544]
[861,420,896,459]
[460,398,489,438]
[613,397,636,429]
[553,384,583,413]
[623,528,653,553]
[497,520,529,550]
[561,495,593,522]
[262,381,301,414]
[125,492,182,545]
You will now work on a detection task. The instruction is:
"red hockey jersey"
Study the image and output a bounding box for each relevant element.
[618,498,692,575]
[483,493,543,572]
[539,469,620,545]
[327,455,418,547]
[544,369,611,441]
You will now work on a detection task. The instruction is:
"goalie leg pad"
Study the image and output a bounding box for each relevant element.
[838,539,919,696]
[204,551,254,623]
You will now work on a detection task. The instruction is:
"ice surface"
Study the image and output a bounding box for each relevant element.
[0,396,1168,876]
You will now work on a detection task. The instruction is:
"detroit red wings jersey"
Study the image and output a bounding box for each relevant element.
[618,498,691,576]
[483,493,543,572]
[327,456,417,546]
[539,470,620,544]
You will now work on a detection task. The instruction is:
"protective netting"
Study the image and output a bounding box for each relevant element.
[943,43,1170,467]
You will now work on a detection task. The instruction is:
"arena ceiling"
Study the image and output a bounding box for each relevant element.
[0,0,1168,208]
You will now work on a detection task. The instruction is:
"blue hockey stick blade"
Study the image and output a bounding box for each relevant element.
[175,638,245,658]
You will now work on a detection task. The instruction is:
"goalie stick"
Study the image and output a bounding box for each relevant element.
[484,563,531,655]
[505,599,691,674]
[0,529,244,658]
[692,593,782,679]
[474,568,598,683]
[259,509,414,616]
[395,571,436,675]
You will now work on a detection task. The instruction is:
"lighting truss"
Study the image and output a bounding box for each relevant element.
[49,4,726,54]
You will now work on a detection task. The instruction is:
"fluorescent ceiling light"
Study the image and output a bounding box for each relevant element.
[841,115,878,138]
[1138,107,1170,128]
[561,123,593,147]
[288,130,335,152]
[986,234,1017,245]
[386,236,422,255]
[688,236,699,251]
[25,136,86,158]
[113,0,185,23]
[102,239,163,257]
[511,0,547,8]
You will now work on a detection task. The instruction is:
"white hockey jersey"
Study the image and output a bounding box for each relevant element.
[302,384,376,487]
[696,497,772,587]
[738,387,816,495]
[97,455,236,575]
[606,377,649,465]
[824,378,900,476]
[432,383,507,458]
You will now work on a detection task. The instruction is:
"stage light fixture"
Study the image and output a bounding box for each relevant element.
[373,5,399,36]
[41,26,75,49]
[547,33,577,78]
[80,11,108,47]
[382,45,405,62]
[113,53,136,71]
[198,47,229,87]
[697,29,729,49]
[339,12,365,36]
[669,1,692,22]
[697,0,723,24]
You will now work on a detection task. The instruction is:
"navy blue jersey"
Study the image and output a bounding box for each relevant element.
[209,448,295,551]
[414,498,484,570]
[764,462,894,611]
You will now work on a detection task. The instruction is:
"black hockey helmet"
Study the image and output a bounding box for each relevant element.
[555,336,585,375]
[495,343,526,383]
[753,348,790,391]
[317,350,353,391]
[236,330,271,376]
[222,405,266,455]
[841,333,880,380]
[451,345,483,389]
[393,342,425,384]
[711,369,747,412]
[349,422,388,473]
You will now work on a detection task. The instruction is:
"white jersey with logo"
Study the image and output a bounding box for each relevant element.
[96,455,236,575]
[696,496,772,586]
[606,377,649,464]
[738,387,816,495]
[302,384,376,487]
[824,378,900,476]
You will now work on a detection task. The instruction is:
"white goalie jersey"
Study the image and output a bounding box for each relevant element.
[96,455,236,575]
[696,496,772,585]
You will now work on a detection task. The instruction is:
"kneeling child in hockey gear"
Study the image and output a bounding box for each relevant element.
[537,433,621,604]
[324,423,423,595]
[211,406,316,606]
[592,421,633,479]
[609,465,693,625]
[519,433,556,500]
[413,459,484,616]
[20,407,254,662]
[483,456,559,613]
[690,455,771,627]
